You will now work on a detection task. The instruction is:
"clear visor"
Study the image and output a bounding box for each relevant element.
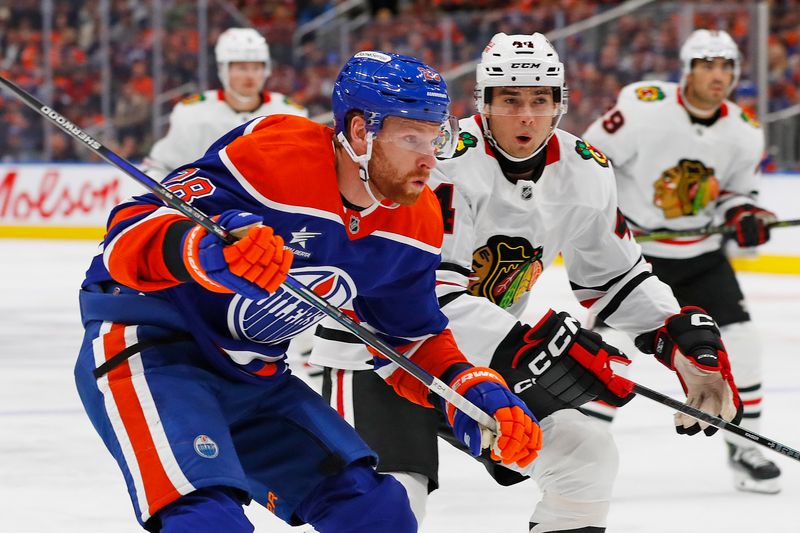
[482,86,566,118]
[373,115,459,159]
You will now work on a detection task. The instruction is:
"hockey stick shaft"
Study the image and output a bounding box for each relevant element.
[633,383,800,462]
[0,75,497,431]
[635,218,800,242]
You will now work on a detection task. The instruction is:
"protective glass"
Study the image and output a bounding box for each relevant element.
[482,87,564,118]
[374,115,459,159]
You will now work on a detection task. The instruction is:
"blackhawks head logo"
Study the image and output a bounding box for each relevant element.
[575,140,609,167]
[451,131,478,158]
[653,159,720,218]
[469,236,544,309]
[635,86,665,102]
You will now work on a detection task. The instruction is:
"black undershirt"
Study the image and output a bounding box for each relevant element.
[341,194,366,212]
[488,141,548,185]
[687,106,722,127]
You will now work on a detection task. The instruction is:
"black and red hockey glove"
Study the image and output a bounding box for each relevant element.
[635,306,743,436]
[724,204,777,247]
[505,310,635,408]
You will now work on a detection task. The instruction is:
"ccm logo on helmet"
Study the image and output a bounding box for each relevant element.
[510,62,542,69]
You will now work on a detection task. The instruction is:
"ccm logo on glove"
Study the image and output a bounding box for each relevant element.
[524,314,581,376]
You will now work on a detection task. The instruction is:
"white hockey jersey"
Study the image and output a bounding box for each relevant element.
[144,89,308,178]
[583,81,764,259]
[309,115,680,371]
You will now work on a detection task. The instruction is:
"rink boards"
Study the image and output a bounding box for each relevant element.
[1,162,799,273]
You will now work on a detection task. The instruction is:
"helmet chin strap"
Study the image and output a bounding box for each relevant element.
[336,131,399,215]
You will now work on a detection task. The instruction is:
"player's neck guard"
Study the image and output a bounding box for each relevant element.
[488,141,548,184]
[336,131,400,215]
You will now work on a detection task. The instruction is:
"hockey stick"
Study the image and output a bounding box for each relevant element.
[0,75,496,431]
[633,382,800,462]
[635,218,800,242]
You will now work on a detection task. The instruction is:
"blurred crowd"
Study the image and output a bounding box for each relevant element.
[0,0,798,168]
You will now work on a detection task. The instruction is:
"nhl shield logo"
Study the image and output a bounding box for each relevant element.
[521,184,533,200]
[349,215,360,234]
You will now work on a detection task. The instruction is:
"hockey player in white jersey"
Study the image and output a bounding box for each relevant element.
[583,29,780,494]
[143,27,307,179]
[310,32,743,532]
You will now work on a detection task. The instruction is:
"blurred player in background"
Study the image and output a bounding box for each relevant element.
[74,51,542,533]
[583,29,781,494]
[143,27,307,179]
[311,33,742,533]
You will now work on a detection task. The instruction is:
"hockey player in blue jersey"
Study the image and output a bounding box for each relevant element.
[74,51,543,532]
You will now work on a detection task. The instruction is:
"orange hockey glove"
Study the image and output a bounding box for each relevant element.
[183,210,293,299]
[443,365,542,468]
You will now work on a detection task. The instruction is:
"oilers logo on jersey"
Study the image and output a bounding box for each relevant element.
[654,159,719,218]
[228,267,356,344]
[469,236,543,309]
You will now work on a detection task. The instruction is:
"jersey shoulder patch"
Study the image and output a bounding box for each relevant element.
[633,85,666,102]
[179,93,206,106]
[451,130,480,158]
[574,139,609,167]
[739,109,761,128]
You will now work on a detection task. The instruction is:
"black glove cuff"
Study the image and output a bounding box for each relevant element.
[163,219,196,282]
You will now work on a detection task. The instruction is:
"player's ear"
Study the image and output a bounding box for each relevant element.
[348,114,368,154]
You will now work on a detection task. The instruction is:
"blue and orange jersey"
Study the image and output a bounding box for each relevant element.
[82,114,466,391]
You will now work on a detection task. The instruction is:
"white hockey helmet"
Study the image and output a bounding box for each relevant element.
[680,29,740,95]
[215,27,271,91]
[475,32,568,160]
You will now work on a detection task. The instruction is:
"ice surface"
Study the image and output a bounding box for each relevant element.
[1,240,796,532]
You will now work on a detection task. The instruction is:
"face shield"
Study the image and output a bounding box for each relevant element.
[371,115,459,159]
[481,86,566,121]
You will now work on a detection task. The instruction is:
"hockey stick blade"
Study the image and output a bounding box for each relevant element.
[633,383,800,462]
[0,75,497,432]
[635,218,800,242]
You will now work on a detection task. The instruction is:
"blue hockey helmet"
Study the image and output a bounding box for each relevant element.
[332,51,452,136]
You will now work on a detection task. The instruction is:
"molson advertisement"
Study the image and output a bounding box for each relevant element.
[0,163,798,273]
[0,163,146,239]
